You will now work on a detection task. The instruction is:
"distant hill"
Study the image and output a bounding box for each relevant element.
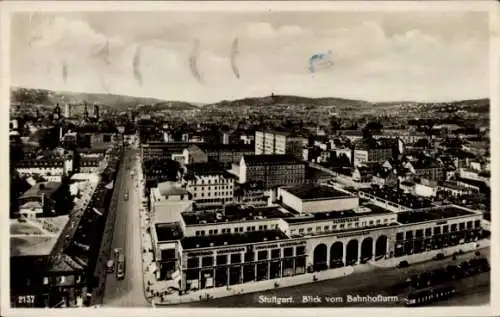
[11,87,488,114]
[10,87,200,111]
[206,94,489,113]
[206,94,373,109]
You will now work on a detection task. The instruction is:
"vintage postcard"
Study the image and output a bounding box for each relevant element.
[1,1,498,317]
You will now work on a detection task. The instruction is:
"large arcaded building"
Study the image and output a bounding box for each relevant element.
[149,183,485,292]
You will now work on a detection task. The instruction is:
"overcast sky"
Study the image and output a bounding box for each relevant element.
[10,10,490,103]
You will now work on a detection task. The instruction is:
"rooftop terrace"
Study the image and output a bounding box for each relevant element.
[181,229,289,249]
[396,206,475,224]
[182,205,294,226]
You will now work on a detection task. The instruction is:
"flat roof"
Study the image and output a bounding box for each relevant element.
[182,205,293,226]
[153,200,192,224]
[283,184,353,200]
[155,223,184,241]
[19,182,62,199]
[396,206,475,224]
[10,216,69,257]
[284,205,392,224]
[181,229,289,249]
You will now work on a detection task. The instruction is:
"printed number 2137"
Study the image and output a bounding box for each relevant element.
[18,295,35,304]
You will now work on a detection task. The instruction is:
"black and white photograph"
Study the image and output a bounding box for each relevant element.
[2,1,498,316]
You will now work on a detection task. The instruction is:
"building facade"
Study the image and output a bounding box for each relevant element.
[255,131,307,159]
[182,163,236,207]
[239,155,306,189]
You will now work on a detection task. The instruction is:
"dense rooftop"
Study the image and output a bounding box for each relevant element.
[243,154,304,166]
[185,162,237,178]
[196,143,254,152]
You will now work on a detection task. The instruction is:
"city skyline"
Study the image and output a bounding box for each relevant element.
[10,9,490,103]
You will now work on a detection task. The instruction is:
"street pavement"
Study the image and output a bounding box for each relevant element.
[102,147,149,307]
[180,247,490,307]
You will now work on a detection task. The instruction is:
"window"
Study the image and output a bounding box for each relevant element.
[396,232,404,241]
[324,226,329,231]
[451,224,457,232]
[339,224,345,229]
[474,220,481,228]
[384,219,388,223]
[376,220,381,225]
[195,231,200,236]
[202,256,214,267]
[459,222,465,230]
[244,252,254,262]
[187,257,199,268]
[433,227,441,235]
[405,231,413,240]
[284,247,293,257]
[466,221,473,229]
[214,229,218,234]
[271,249,280,259]
[216,255,227,265]
[332,224,337,230]
[200,231,205,236]
[209,230,213,235]
[230,253,241,264]
[258,250,268,260]
[299,228,304,233]
[425,228,432,236]
[443,225,449,234]
[369,220,374,225]
[316,226,321,232]
[355,222,359,228]
[416,229,423,238]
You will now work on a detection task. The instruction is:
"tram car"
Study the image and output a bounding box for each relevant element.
[404,285,456,307]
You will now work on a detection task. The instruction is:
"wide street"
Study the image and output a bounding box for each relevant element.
[102,147,149,307]
[181,247,490,307]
